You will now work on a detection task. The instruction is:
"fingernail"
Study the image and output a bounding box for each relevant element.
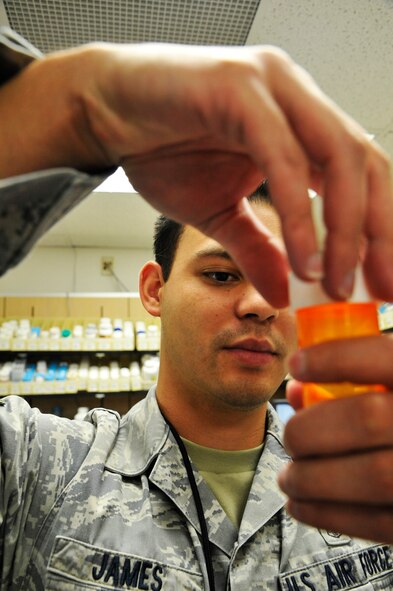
[288,350,307,379]
[305,252,324,280]
[337,269,355,300]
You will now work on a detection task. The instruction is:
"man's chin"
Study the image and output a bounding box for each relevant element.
[213,388,272,411]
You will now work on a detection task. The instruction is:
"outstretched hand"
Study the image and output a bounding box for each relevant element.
[1,42,392,306]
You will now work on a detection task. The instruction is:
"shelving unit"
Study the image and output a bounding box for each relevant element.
[0,293,160,418]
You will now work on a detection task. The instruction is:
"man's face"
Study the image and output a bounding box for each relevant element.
[157,203,297,412]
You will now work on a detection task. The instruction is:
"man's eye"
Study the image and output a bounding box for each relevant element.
[204,271,238,283]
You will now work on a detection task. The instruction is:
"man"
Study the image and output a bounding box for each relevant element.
[136,185,393,589]
[3,184,388,590]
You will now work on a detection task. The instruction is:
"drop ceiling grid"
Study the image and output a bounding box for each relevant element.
[4,0,261,52]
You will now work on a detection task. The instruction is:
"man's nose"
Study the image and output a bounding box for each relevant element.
[234,283,279,323]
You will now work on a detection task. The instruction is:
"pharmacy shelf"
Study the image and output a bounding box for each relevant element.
[2,389,148,398]
[0,342,157,353]
[0,296,160,417]
[0,349,160,400]
[0,349,159,355]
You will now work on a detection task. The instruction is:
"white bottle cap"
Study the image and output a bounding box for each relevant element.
[290,190,373,310]
[290,266,373,311]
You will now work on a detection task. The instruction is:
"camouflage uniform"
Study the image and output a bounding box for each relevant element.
[1,388,393,590]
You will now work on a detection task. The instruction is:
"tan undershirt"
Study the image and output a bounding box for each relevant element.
[182,437,263,529]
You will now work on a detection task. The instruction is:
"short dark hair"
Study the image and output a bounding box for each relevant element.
[153,179,271,281]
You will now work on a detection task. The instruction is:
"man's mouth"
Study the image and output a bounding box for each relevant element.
[225,338,277,354]
[223,339,278,366]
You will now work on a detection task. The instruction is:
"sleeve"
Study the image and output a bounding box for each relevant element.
[0,396,44,583]
[0,26,43,86]
[0,27,116,275]
[0,396,94,586]
[0,168,112,275]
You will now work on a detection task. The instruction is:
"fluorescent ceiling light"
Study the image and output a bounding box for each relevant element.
[94,167,138,193]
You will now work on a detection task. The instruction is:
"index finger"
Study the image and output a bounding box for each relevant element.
[209,197,290,308]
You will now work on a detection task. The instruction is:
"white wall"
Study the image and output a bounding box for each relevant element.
[0,246,153,294]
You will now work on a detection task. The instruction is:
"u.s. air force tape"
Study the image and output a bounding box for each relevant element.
[279,544,393,591]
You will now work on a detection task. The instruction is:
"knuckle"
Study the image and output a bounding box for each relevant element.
[207,52,255,86]
[253,45,295,77]
[356,394,393,440]
[387,335,393,359]
[371,144,392,175]
[341,133,368,165]
[370,513,393,543]
[259,45,293,67]
[213,54,264,96]
[368,451,393,496]
[377,334,393,382]
[286,462,311,496]
[283,422,297,455]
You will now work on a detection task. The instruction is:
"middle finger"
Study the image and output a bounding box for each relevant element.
[280,448,393,505]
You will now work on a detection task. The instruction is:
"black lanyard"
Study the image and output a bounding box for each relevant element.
[163,415,216,591]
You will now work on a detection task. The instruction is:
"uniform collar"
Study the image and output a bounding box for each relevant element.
[238,404,291,545]
[104,386,169,476]
[104,386,289,477]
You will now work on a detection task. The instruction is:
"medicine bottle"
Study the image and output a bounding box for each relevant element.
[290,268,385,407]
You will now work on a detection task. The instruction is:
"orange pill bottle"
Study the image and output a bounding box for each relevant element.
[290,269,385,407]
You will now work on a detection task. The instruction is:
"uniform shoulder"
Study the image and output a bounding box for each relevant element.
[0,394,95,445]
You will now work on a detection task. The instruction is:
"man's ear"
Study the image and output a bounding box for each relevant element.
[139,261,165,317]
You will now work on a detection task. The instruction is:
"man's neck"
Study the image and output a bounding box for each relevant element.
[156,383,268,451]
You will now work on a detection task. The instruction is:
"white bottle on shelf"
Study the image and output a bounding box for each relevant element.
[0,361,12,382]
[78,360,89,391]
[136,321,147,351]
[108,361,119,390]
[99,318,113,338]
[147,324,160,350]
[120,366,131,391]
[123,321,135,350]
[141,355,159,389]
[88,366,99,392]
[67,363,79,393]
[130,361,142,391]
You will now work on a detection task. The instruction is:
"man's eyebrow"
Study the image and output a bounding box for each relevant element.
[194,247,233,261]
